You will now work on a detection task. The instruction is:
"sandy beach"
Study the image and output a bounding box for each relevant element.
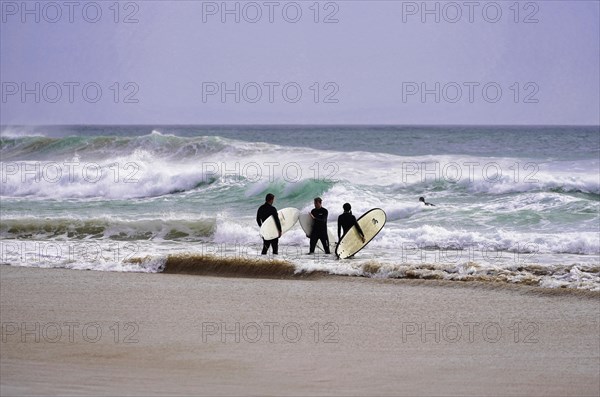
[1,265,599,396]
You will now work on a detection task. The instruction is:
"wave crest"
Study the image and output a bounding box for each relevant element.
[162,254,299,278]
[0,217,216,241]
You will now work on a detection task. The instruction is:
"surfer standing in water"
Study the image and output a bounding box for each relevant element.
[309,197,331,254]
[337,203,366,243]
[419,197,435,206]
[256,193,282,255]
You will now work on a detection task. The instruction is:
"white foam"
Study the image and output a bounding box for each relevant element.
[2,134,599,198]
[371,224,600,256]
[0,126,45,138]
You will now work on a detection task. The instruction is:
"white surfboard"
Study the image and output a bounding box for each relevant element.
[335,208,386,259]
[260,207,300,240]
[298,212,336,253]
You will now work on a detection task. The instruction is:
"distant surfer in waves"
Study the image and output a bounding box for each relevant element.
[337,203,365,243]
[256,193,282,254]
[419,197,435,206]
[309,197,331,254]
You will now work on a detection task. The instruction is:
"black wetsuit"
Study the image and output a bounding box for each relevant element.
[256,203,281,254]
[337,212,365,241]
[309,207,330,254]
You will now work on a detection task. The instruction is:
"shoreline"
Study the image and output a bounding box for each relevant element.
[2,265,599,396]
[149,252,600,297]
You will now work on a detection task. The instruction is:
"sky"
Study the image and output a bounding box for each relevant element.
[1,0,599,125]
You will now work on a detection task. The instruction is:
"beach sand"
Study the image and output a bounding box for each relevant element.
[1,265,599,396]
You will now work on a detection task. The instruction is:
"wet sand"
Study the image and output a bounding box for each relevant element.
[1,265,599,396]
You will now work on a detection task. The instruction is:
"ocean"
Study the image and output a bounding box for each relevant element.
[1,125,598,290]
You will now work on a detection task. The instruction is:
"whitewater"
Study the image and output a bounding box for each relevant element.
[1,125,598,290]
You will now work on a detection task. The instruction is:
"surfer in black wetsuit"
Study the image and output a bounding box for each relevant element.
[419,197,435,206]
[309,197,330,254]
[256,193,282,254]
[337,203,365,243]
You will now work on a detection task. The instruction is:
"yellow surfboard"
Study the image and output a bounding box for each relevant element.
[335,208,386,259]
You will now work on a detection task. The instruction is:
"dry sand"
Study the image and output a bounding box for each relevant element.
[1,265,599,396]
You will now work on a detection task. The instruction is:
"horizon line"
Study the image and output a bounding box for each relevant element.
[2,123,599,128]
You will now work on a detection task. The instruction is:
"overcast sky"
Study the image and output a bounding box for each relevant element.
[1,0,599,125]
